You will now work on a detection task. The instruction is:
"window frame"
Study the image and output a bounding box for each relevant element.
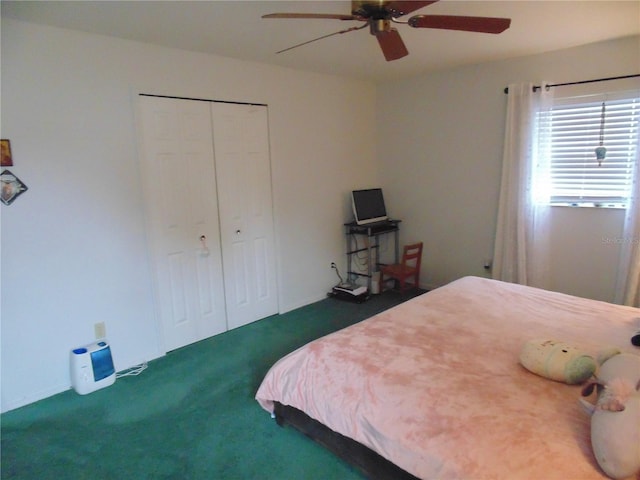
[535,91,639,208]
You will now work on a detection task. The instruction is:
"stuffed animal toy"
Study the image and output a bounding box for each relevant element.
[519,339,597,384]
[581,353,640,479]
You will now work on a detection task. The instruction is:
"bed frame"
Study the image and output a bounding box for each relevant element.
[273,402,419,480]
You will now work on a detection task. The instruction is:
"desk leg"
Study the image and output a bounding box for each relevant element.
[366,236,372,291]
[394,229,400,263]
[345,230,351,284]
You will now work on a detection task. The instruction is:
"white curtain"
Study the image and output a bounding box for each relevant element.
[492,83,553,288]
[614,134,640,307]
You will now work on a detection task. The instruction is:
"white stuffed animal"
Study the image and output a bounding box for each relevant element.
[581,353,640,479]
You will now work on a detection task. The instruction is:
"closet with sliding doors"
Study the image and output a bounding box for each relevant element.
[137,95,278,352]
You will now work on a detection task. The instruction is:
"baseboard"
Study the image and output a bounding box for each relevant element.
[421,282,443,291]
[1,351,164,413]
[279,292,329,315]
[2,382,70,413]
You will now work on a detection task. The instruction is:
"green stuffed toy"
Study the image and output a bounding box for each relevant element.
[519,339,597,384]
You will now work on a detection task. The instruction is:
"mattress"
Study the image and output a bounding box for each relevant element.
[256,276,640,479]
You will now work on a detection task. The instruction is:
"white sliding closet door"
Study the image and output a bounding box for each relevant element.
[211,103,278,329]
[138,96,227,352]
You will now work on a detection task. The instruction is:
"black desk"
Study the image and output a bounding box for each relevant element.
[344,220,401,292]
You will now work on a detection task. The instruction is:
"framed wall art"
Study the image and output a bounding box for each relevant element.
[1,169,28,205]
[1,140,13,167]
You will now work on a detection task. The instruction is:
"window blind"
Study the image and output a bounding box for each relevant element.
[540,95,639,206]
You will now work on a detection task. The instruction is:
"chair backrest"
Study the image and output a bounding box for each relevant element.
[402,242,423,270]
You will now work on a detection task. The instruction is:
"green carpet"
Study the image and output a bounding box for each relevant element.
[1,290,424,480]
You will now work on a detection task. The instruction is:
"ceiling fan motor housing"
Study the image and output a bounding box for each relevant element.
[352,0,395,35]
[352,0,392,19]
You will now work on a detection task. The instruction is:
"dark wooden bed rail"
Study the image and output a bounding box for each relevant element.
[273,402,420,480]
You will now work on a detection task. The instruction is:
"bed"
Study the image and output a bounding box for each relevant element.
[256,276,640,479]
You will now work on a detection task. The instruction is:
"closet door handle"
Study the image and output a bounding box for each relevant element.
[199,235,210,257]
[236,229,241,235]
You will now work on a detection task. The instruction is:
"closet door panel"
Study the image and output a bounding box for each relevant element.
[212,103,278,329]
[138,96,227,352]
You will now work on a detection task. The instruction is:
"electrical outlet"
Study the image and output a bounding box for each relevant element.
[330,262,337,269]
[94,322,106,339]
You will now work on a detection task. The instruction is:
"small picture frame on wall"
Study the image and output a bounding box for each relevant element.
[1,169,28,205]
[1,140,13,167]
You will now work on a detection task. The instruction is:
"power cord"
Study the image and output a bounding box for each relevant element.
[116,361,148,378]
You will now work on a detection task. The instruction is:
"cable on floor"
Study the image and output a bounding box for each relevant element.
[116,362,148,378]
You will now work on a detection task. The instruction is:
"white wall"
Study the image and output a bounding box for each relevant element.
[2,17,637,412]
[377,35,640,299]
[0,19,376,412]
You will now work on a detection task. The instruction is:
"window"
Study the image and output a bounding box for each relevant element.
[536,92,639,207]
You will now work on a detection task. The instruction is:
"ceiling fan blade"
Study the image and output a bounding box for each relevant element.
[275,24,368,55]
[408,14,511,33]
[387,1,438,18]
[262,13,357,21]
[376,28,409,61]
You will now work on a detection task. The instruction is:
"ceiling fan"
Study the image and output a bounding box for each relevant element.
[263,0,511,61]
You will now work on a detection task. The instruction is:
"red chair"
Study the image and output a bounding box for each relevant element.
[380,242,423,293]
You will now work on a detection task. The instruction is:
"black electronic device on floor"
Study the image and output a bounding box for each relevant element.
[327,288,370,304]
[329,262,369,303]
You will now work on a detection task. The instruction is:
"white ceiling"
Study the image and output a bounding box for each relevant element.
[2,1,639,83]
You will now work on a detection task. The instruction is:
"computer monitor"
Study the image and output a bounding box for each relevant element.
[351,188,388,225]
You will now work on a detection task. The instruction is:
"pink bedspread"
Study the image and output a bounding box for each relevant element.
[256,277,640,479]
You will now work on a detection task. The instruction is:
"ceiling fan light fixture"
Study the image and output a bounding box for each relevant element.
[371,19,392,34]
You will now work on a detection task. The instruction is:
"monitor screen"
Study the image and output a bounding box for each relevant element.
[351,188,388,225]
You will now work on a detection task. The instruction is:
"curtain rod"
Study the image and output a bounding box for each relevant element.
[503,74,640,94]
